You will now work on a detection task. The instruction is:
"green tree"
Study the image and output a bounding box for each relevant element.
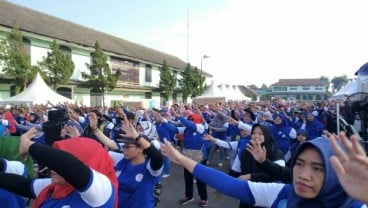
[247,84,258,90]
[331,75,349,92]
[320,76,330,92]
[38,40,74,90]
[260,84,268,89]
[179,63,206,102]
[158,60,176,103]
[0,22,38,93]
[191,66,206,98]
[179,63,193,102]
[82,41,121,106]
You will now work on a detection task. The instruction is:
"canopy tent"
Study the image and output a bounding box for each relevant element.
[193,81,226,104]
[218,83,251,101]
[193,82,251,104]
[229,85,252,101]
[0,73,74,105]
[332,62,368,100]
[332,79,360,99]
[355,62,368,92]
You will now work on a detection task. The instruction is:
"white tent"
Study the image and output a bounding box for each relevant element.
[230,85,252,101]
[218,83,229,96]
[0,73,74,105]
[193,82,251,104]
[217,83,251,101]
[332,79,360,99]
[193,81,226,104]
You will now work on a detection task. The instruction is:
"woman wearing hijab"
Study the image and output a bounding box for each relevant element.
[160,136,366,207]
[0,128,118,208]
[237,124,285,208]
[89,111,163,208]
[270,114,297,156]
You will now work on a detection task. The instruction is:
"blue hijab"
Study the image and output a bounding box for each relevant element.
[287,137,362,207]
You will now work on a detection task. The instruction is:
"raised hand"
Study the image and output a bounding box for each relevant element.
[246,140,267,164]
[161,139,186,165]
[329,132,368,204]
[88,112,98,130]
[19,128,37,160]
[64,125,81,138]
[120,112,139,139]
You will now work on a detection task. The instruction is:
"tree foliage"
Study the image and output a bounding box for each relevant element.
[191,66,206,98]
[38,40,74,90]
[331,75,349,92]
[0,22,38,93]
[178,63,206,102]
[320,76,330,92]
[82,41,121,106]
[158,60,176,102]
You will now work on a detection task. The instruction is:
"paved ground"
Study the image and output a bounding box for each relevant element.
[26,152,239,208]
[157,156,239,208]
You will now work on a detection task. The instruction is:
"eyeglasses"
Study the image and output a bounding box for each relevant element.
[122,145,138,150]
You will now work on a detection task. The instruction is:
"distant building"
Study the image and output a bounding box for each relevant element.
[270,78,328,100]
[0,1,214,107]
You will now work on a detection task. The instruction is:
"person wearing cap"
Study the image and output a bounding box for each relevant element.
[88,111,164,208]
[170,108,208,207]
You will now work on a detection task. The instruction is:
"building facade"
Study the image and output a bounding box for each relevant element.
[270,78,328,101]
[0,1,207,107]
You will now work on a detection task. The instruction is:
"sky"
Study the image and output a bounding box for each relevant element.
[7,0,368,87]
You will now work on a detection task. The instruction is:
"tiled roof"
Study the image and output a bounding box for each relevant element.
[270,78,326,86]
[0,0,187,70]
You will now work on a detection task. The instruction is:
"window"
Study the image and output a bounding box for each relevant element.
[273,86,287,91]
[290,87,297,91]
[302,87,310,90]
[145,65,152,82]
[22,38,31,56]
[60,45,72,57]
[145,92,152,99]
[315,87,323,90]
[110,57,139,84]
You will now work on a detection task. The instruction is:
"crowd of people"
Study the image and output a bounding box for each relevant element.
[0,97,366,207]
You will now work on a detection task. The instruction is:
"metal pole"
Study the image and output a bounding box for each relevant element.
[337,102,340,133]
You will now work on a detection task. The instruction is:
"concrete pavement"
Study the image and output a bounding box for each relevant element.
[157,160,239,208]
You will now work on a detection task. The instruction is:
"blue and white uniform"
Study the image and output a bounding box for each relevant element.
[192,138,367,207]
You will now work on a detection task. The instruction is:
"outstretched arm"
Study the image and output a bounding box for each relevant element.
[88,112,119,150]
[329,132,368,204]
